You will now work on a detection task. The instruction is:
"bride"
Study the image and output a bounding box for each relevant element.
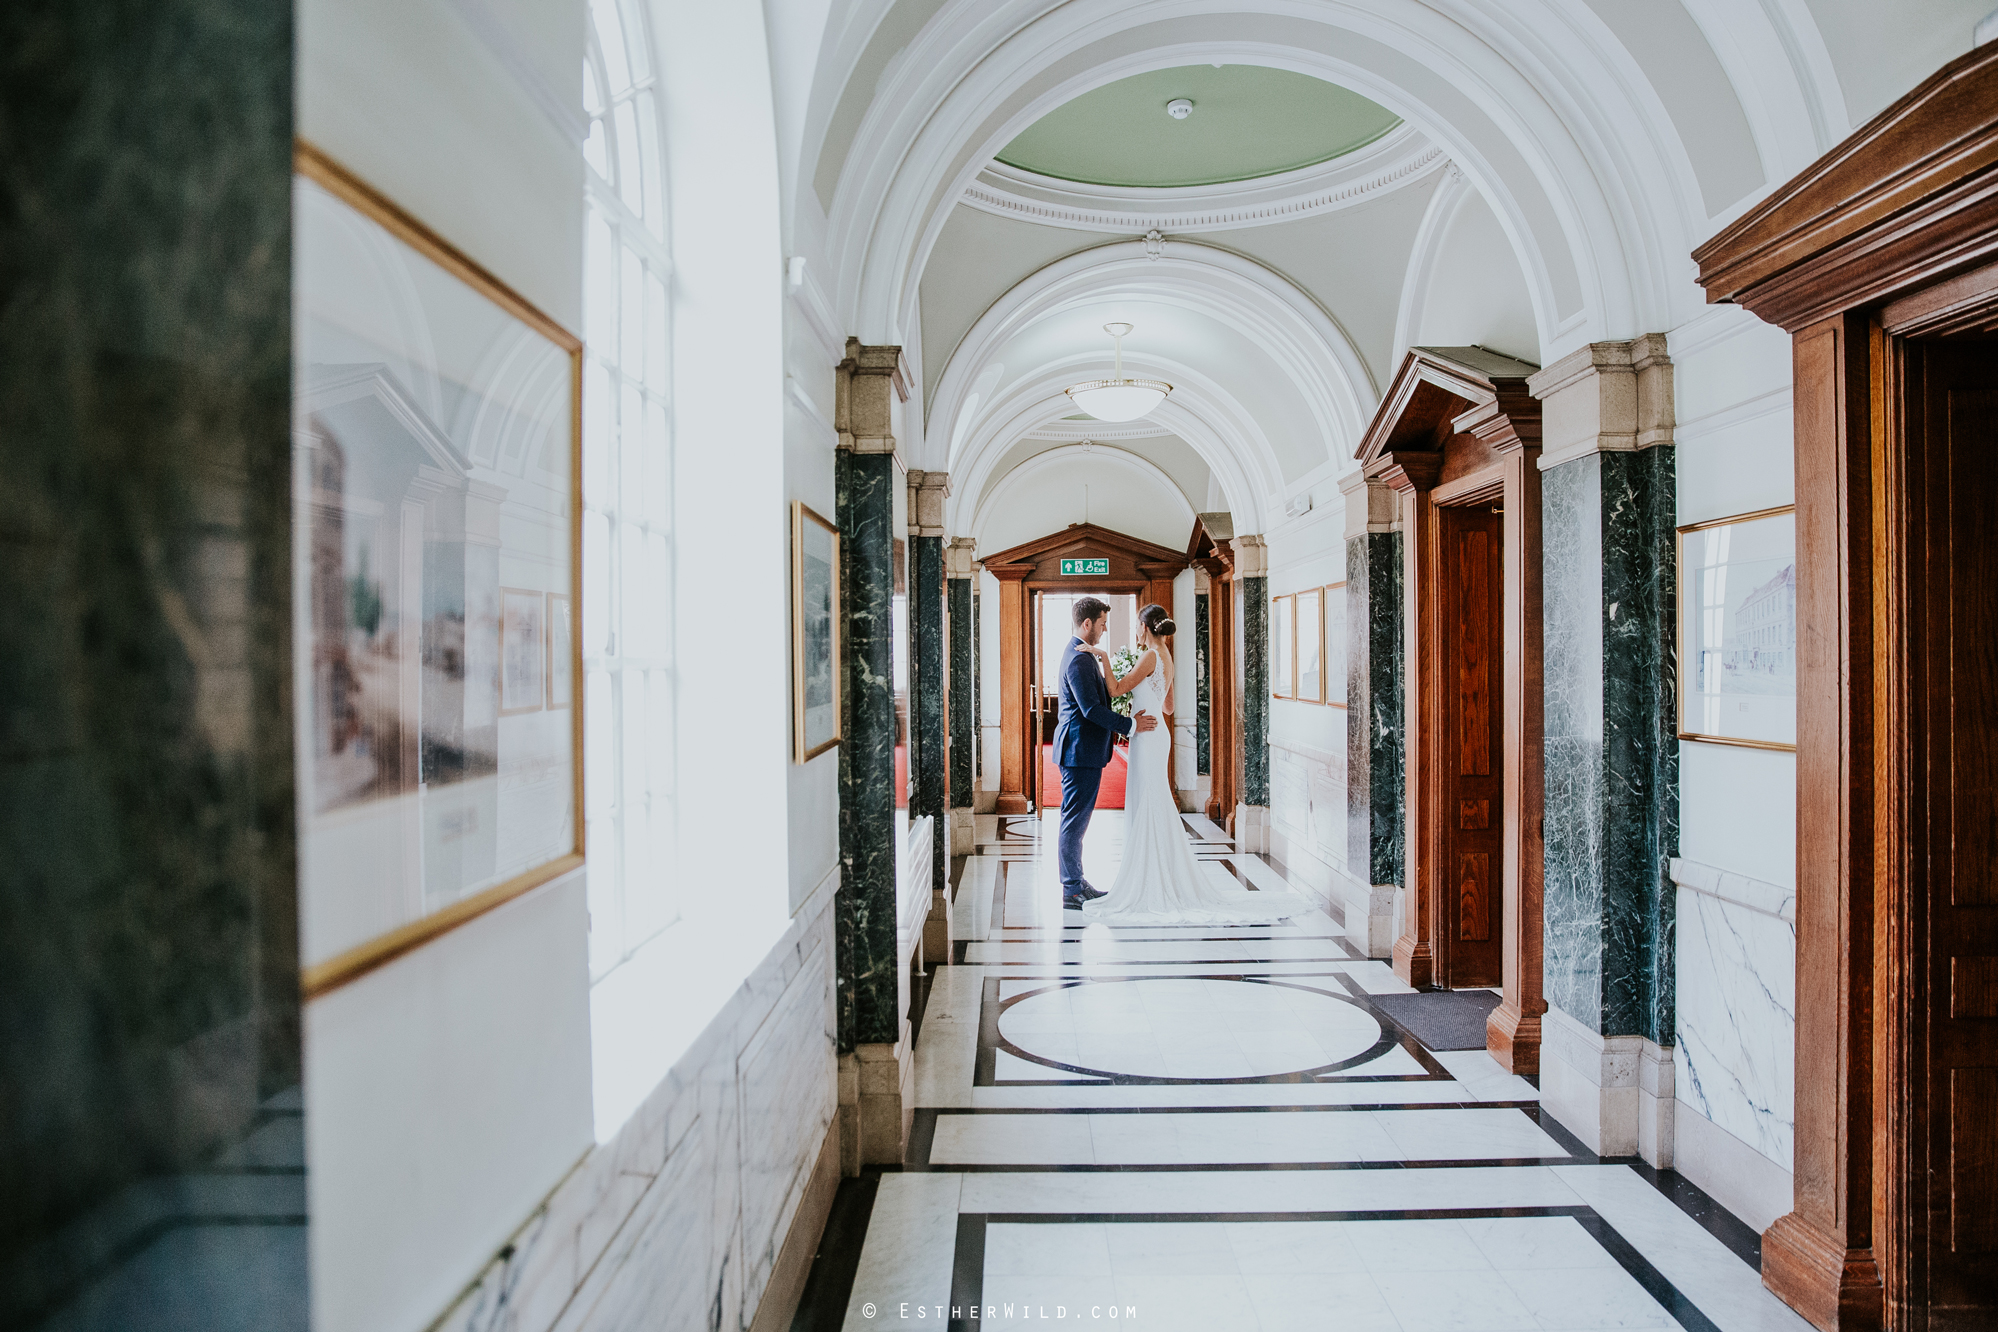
[1079,604,1311,925]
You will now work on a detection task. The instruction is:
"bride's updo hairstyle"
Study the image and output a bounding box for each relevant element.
[1137,603,1176,640]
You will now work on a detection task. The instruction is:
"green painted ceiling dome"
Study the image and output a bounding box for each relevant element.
[995,65,1402,189]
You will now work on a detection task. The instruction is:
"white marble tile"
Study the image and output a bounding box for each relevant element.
[1552,1166,1815,1332]
[1373,1108,1569,1161]
[1674,887,1795,1169]
[1105,1221,1244,1275]
[984,1223,1113,1276]
[958,1166,1585,1216]
[1110,1273,1259,1332]
[1244,1272,1401,1331]
[915,1019,979,1106]
[1431,1048,1542,1103]
[1343,1218,1493,1273]
[842,1174,962,1331]
[1227,1221,1368,1274]
[1498,1261,1676,1328]
[932,1113,1095,1164]
[1459,1215,1618,1270]
[1376,1267,1541,1331]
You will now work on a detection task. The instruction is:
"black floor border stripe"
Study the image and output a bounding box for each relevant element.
[1519,1104,1763,1268]
[785,1171,883,1332]
[940,1205,1720,1332]
[907,1106,1592,1173]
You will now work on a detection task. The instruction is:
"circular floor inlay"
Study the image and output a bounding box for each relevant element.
[998,977,1384,1079]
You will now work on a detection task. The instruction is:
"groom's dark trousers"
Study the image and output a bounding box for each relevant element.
[1052,635,1133,896]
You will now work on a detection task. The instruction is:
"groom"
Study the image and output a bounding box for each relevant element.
[1053,597,1158,909]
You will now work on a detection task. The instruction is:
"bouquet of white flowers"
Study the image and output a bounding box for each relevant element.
[1109,645,1142,717]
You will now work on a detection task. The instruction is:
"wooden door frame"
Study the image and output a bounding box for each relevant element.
[1359,347,1545,1072]
[984,523,1191,818]
[1693,45,1998,1331]
[1188,519,1238,825]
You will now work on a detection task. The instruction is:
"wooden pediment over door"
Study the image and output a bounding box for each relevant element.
[982,522,1189,586]
[1357,346,1541,491]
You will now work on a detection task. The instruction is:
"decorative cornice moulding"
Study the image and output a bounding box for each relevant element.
[960,126,1445,234]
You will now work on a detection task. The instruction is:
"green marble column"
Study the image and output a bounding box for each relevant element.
[907,473,949,909]
[946,540,976,848]
[0,0,304,1322]
[835,344,902,1053]
[1233,536,1271,849]
[1528,338,1680,1161]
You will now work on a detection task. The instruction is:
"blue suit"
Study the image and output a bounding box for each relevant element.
[1053,636,1133,895]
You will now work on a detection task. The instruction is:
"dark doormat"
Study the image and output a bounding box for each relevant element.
[1369,988,1502,1051]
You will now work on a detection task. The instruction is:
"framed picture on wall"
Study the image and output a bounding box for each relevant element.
[793,502,841,761]
[1296,587,1323,703]
[1271,594,1294,698]
[1677,505,1796,750]
[292,143,584,999]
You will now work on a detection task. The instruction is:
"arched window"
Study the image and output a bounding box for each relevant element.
[581,0,675,980]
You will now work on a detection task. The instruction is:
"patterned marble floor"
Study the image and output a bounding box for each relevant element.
[795,812,1812,1332]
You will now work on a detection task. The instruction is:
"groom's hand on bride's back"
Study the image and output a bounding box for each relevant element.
[1132,710,1159,732]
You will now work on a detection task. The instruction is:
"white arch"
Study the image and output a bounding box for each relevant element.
[969,443,1197,548]
[1390,162,1476,367]
[821,0,1773,361]
[926,239,1375,521]
[946,358,1280,538]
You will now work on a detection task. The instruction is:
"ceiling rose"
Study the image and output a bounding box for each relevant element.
[1065,322,1171,422]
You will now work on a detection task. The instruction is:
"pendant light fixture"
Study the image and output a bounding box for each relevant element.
[1064,322,1171,422]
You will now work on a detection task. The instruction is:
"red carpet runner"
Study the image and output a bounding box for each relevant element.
[1040,743,1127,809]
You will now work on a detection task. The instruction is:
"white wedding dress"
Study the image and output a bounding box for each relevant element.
[1082,653,1312,925]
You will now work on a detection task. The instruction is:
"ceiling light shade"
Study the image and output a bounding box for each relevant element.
[1065,322,1172,422]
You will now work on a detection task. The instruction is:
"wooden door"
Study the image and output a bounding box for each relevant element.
[1900,337,1998,1322]
[1439,503,1504,988]
[1028,590,1043,812]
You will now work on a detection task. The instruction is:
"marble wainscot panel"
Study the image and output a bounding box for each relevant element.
[1669,856,1796,1232]
[0,0,304,1326]
[433,885,839,1332]
[1269,734,1354,896]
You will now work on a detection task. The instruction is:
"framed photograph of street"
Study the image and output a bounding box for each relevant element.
[1677,505,1796,750]
[293,142,584,998]
[1295,586,1323,703]
[794,502,841,761]
[1271,594,1294,698]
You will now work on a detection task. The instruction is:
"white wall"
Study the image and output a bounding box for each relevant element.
[1262,508,1351,882]
[1665,303,1798,1233]
[298,0,838,1328]
[297,3,595,1327]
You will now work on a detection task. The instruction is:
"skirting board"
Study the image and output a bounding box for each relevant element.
[1671,1095,1794,1235]
[748,1117,842,1332]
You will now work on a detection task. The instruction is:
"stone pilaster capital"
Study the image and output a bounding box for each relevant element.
[1527,334,1674,470]
[906,469,949,537]
[1193,566,1212,593]
[944,536,977,578]
[836,338,907,456]
[1339,467,1401,537]
[1229,534,1269,578]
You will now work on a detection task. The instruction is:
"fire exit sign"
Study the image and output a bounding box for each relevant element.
[1060,558,1109,576]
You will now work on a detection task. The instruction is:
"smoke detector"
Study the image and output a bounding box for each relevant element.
[1166,98,1194,120]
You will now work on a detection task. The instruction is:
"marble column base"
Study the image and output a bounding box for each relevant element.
[924,887,952,965]
[1540,1004,1674,1165]
[1234,803,1272,853]
[839,1040,913,1171]
[948,807,973,856]
[973,790,998,814]
[1342,881,1397,958]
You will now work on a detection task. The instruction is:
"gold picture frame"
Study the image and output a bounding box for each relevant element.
[794,502,842,761]
[294,142,585,999]
[1676,504,1797,752]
